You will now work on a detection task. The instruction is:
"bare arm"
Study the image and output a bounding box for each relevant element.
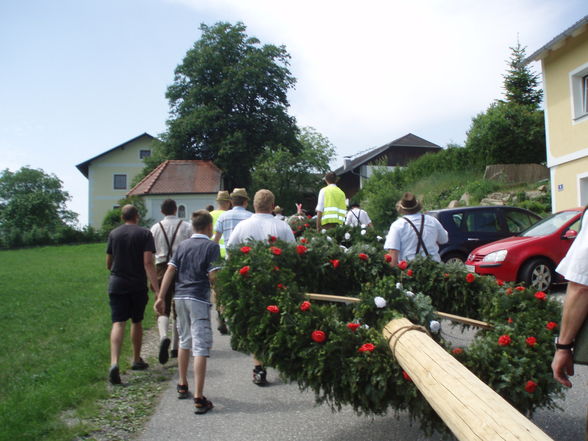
[387,249,399,267]
[209,269,218,287]
[143,251,159,293]
[213,231,222,243]
[552,281,588,387]
[316,212,322,231]
[154,265,176,314]
[106,254,113,271]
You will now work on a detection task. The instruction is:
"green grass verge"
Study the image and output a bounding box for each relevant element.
[0,243,157,441]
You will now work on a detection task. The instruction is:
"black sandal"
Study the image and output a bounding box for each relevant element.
[177,383,190,399]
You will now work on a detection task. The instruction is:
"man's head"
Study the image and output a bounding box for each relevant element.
[324,171,338,184]
[216,190,231,210]
[396,192,422,215]
[230,188,249,207]
[253,189,275,214]
[350,201,360,209]
[161,199,177,216]
[121,204,139,223]
[191,209,213,237]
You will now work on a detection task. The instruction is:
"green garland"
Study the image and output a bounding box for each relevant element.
[216,226,563,436]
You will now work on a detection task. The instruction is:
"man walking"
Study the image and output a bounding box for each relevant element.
[316,172,347,231]
[213,188,252,245]
[209,191,231,258]
[106,205,159,385]
[150,199,192,364]
[227,189,295,385]
[345,202,372,228]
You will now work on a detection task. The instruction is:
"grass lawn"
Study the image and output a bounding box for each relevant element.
[0,243,155,441]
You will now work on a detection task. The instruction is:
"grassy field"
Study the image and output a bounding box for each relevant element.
[0,243,155,441]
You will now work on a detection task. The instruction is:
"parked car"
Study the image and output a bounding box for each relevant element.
[464,207,584,291]
[427,206,542,264]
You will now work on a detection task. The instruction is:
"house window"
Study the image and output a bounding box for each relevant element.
[139,149,151,159]
[570,63,588,122]
[113,204,120,210]
[178,205,186,219]
[113,174,127,190]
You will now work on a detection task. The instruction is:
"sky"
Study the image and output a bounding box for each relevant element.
[1,0,586,226]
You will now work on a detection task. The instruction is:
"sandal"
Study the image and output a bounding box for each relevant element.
[177,383,190,399]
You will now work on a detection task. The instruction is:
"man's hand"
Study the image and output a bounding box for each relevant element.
[552,349,574,387]
[154,297,165,315]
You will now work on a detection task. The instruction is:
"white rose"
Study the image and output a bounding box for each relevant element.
[361,224,367,229]
[405,290,415,298]
[377,236,383,241]
[360,229,366,236]
[321,229,327,234]
[429,320,441,334]
[362,324,370,329]
[326,236,333,242]
[374,296,387,308]
[396,282,403,290]
[344,232,351,240]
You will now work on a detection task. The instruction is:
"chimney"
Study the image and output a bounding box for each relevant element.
[343,156,351,170]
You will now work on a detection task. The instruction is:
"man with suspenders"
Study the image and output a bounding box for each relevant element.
[384,192,448,266]
[151,199,192,364]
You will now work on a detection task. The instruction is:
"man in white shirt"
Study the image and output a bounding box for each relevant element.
[150,199,192,364]
[345,202,372,228]
[226,189,295,385]
[384,192,448,266]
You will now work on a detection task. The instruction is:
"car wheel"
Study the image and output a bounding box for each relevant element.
[520,258,554,291]
[442,252,466,266]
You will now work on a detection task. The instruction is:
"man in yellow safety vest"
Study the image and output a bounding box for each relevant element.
[210,191,231,258]
[315,171,347,230]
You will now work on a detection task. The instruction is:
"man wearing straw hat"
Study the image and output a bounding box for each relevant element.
[384,192,448,267]
[210,191,231,258]
[213,188,252,246]
[315,171,347,231]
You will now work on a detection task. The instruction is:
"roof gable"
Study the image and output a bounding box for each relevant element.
[76,133,155,178]
[335,133,441,174]
[524,15,588,64]
[127,160,222,196]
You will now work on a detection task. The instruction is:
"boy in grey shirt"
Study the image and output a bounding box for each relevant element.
[155,210,221,414]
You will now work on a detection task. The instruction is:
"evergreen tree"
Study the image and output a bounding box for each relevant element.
[502,41,543,108]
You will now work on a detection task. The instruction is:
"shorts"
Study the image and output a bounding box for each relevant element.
[155,262,176,317]
[109,289,148,323]
[175,299,212,357]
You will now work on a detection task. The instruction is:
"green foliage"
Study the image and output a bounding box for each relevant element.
[502,41,543,109]
[100,196,150,235]
[216,235,563,436]
[159,21,300,188]
[251,127,335,213]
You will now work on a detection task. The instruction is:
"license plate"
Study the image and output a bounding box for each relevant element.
[465,264,475,273]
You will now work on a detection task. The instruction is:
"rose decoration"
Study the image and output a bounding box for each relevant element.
[429,320,441,334]
[465,273,475,283]
[546,321,558,331]
[344,232,351,240]
[330,259,340,269]
[358,253,369,261]
[498,335,512,346]
[360,229,367,236]
[443,273,449,278]
[505,288,513,295]
[374,296,387,308]
[277,283,286,289]
[525,336,537,347]
[270,246,282,255]
[452,347,464,355]
[534,291,547,301]
[507,317,513,324]
[395,282,403,290]
[402,370,413,382]
[296,245,308,255]
[398,260,408,270]
[496,279,505,286]
[273,266,280,271]
[406,269,414,277]
[515,286,525,292]
[239,265,250,276]
[311,330,326,343]
[358,343,375,352]
[299,301,311,311]
[300,237,308,244]
[384,254,392,263]
[268,235,277,243]
[266,305,280,314]
[405,290,415,298]
[524,380,538,393]
[346,323,360,331]
[240,246,252,254]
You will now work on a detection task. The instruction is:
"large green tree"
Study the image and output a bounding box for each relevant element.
[502,41,543,108]
[158,22,301,188]
[0,167,77,234]
[250,127,336,213]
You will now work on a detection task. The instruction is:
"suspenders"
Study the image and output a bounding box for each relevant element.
[159,220,184,262]
[403,215,430,257]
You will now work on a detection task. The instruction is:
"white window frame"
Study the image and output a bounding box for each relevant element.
[569,61,588,124]
[113,174,127,190]
[178,204,186,219]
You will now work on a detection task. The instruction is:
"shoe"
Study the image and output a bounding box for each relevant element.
[131,358,149,370]
[109,365,121,385]
[170,349,178,358]
[177,383,190,399]
[194,396,213,414]
[252,367,267,386]
[159,337,171,364]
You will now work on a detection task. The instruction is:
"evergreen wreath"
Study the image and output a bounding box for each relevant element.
[216,226,563,436]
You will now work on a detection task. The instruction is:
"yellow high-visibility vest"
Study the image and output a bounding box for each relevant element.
[210,209,226,257]
[322,186,346,225]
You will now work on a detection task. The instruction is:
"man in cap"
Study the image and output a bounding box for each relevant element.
[150,199,192,364]
[384,192,448,266]
[213,188,252,245]
[315,171,347,231]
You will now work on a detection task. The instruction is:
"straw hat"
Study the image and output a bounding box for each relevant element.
[273,205,283,214]
[396,192,422,215]
[216,190,230,202]
[230,188,249,200]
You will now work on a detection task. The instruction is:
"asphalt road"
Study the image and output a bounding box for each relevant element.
[138,294,586,441]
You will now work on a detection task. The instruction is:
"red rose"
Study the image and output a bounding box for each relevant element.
[311,330,326,343]
[402,370,412,382]
[497,334,511,346]
[384,254,392,263]
[297,226,303,230]
[525,380,538,393]
[268,235,277,243]
[273,266,280,271]
[452,347,464,355]
[515,286,525,292]
[270,246,282,255]
[465,273,475,283]
[346,322,360,331]
[406,269,413,277]
[534,291,547,301]
[266,305,280,314]
[240,246,252,254]
[296,245,308,255]
[546,321,558,330]
[443,273,450,278]
[526,336,537,347]
[304,223,310,228]
[239,265,250,276]
[507,317,513,324]
[398,260,408,270]
[300,237,308,244]
[330,259,340,269]
[358,343,376,352]
[358,253,369,261]
[496,279,504,286]
[505,288,513,295]
[300,301,311,311]
[277,283,286,289]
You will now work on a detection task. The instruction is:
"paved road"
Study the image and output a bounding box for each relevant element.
[139,298,586,441]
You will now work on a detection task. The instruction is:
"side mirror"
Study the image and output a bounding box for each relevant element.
[563,229,578,240]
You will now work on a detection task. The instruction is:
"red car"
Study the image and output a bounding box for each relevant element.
[464,208,584,291]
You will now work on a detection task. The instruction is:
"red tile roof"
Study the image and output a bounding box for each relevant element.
[127,160,222,196]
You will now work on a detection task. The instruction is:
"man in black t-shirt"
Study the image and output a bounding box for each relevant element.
[106,205,159,385]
